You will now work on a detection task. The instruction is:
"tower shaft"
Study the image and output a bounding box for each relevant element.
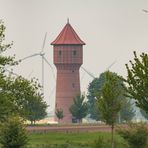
[56,65,80,122]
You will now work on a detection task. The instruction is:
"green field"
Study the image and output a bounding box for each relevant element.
[28,132,129,148]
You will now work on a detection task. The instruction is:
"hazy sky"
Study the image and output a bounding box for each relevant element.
[1,0,148,113]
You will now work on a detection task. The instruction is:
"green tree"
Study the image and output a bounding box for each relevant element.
[125,51,148,113]
[117,99,135,123]
[70,94,88,123]
[88,71,135,122]
[0,20,18,121]
[0,20,16,67]
[55,108,64,123]
[96,71,123,148]
[0,115,28,148]
[0,21,47,123]
[0,92,16,122]
[5,76,48,124]
[24,94,48,124]
[87,75,105,120]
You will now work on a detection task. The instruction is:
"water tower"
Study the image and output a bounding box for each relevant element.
[51,20,85,123]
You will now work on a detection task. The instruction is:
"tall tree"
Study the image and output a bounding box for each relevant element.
[96,71,123,148]
[125,51,148,113]
[0,20,18,121]
[88,71,135,122]
[87,75,105,120]
[69,94,88,123]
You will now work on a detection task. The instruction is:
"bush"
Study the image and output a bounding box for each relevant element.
[117,123,148,148]
[92,136,128,148]
[93,136,106,148]
[0,115,28,148]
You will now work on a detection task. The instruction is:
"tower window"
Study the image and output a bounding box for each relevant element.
[73,50,77,56]
[59,50,62,55]
[72,83,75,88]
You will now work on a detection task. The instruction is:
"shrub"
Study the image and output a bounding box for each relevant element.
[93,136,106,148]
[117,123,148,148]
[0,115,28,148]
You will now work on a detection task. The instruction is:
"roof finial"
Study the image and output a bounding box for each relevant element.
[67,18,69,24]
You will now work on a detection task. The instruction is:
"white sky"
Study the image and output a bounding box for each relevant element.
[1,0,148,113]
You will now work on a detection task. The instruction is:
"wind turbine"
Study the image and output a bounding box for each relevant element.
[19,33,55,96]
[142,9,148,13]
[81,60,116,79]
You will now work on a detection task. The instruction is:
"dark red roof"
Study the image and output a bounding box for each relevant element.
[51,22,85,45]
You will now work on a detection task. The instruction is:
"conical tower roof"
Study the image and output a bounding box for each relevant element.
[51,21,85,45]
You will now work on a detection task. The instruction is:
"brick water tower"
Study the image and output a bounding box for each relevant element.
[51,20,85,123]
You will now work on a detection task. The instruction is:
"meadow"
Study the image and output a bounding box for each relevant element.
[28,132,129,148]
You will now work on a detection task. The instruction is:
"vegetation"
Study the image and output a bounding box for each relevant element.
[0,115,28,148]
[0,20,18,122]
[70,94,88,123]
[87,75,105,120]
[0,21,47,123]
[28,131,128,148]
[117,99,135,123]
[125,51,148,113]
[88,71,135,122]
[0,20,47,147]
[55,108,64,123]
[117,123,148,148]
[96,71,123,148]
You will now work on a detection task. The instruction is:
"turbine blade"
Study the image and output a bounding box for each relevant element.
[81,66,95,79]
[106,60,116,70]
[142,9,148,13]
[41,32,47,51]
[43,56,55,79]
[20,53,40,61]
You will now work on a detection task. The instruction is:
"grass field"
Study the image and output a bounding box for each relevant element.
[28,132,129,148]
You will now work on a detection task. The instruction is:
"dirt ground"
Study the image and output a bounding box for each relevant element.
[26,124,127,133]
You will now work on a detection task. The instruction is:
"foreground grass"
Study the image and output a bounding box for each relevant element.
[28,132,128,148]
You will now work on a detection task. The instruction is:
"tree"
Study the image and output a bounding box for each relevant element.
[96,71,123,148]
[0,20,18,121]
[55,108,64,123]
[87,75,105,120]
[117,99,135,123]
[5,76,48,124]
[0,21,47,123]
[0,20,16,67]
[125,51,148,113]
[69,94,88,123]
[0,115,28,148]
[24,94,48,124]
[0,92,16,122]
[88,71,135,122]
